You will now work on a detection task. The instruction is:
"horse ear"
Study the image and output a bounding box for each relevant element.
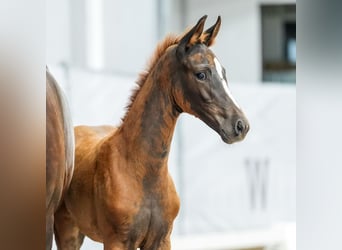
[177,15,207,56]
[201,16,221,47]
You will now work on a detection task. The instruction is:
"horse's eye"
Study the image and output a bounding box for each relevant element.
[195,72,206,81]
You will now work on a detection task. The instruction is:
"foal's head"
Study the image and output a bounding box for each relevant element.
[170,15,249,144]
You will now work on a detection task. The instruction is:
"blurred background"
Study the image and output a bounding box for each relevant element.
[47,0,295,249]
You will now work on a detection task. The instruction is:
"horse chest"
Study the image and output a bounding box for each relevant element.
[129,197,170,247]
[103,165,179,247]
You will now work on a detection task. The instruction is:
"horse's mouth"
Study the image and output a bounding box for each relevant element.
[220,129,233,144]
[219,128,246,144]
[202,117,246,144]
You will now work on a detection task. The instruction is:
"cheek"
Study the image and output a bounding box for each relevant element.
[199,84,212,102]
[173,88,191,112]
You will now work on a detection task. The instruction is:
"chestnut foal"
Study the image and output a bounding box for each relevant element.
[54,16,249,250]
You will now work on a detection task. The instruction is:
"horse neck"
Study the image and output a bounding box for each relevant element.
[116,59,180,170]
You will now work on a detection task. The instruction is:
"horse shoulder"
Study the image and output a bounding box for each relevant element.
[93,148,144,241]
[95,148,142,211]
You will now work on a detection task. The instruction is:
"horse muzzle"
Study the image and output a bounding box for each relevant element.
[219,117,249,144]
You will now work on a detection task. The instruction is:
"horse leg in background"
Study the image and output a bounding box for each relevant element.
[102,231,137,250]
[54,202,85,250]
[103,241,127,250]
[46,214,54,250]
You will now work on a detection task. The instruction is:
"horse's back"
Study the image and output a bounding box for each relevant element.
[74,125,116,149]
[75,125,116,141]
[70,125,117,200]
[73,125,117,172]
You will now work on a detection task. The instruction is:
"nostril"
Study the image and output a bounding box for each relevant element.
[235,119,244,135]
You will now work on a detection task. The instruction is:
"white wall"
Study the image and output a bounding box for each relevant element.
[46,0,70,65]
[102,0,158,74]
[47,0,159,73]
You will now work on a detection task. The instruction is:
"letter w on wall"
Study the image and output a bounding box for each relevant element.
[245,158,269,211]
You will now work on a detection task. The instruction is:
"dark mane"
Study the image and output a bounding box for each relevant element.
[121,34,180,122]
